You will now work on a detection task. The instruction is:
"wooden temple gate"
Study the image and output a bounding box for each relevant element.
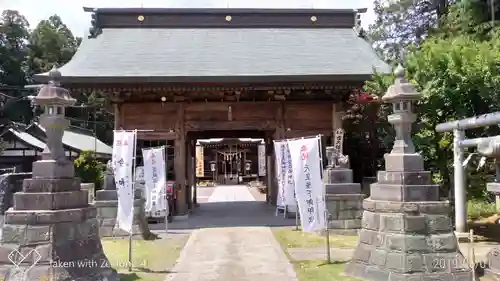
[33,7,390,217]
[112,100,346,216]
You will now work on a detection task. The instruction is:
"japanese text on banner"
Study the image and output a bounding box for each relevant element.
[142,147,168,217]
[274,140,297,208]
[287,137,326,232]
[112,131,136,233]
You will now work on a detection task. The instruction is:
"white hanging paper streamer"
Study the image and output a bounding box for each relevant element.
[477,156,487,171]
[462,153,475,167]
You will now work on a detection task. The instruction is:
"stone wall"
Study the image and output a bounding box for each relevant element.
[0,173,32,214]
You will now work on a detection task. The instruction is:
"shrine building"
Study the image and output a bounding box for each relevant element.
[34,6,390,217]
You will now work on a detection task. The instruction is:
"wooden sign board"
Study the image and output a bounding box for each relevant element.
[333,128,345,154]
[196,146,204,177]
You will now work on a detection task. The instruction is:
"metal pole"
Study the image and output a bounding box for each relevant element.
[492,0,495,27]
[317,135,330,264]
[436,111,500,132]
[128,129,138,272]
[453,129,468,234]
[295,199,299,231]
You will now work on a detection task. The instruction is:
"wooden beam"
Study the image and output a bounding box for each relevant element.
[332,103,345,134]
[113,103,121,129]
[185,120,276,131]
[137,131,176,140]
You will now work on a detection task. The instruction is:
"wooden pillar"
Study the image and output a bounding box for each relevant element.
[332,103,344,136]
[269,102,286,205]
[174,103,187,216]
[113,103,122,129]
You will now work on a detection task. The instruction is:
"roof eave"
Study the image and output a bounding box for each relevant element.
[33,74,377,85]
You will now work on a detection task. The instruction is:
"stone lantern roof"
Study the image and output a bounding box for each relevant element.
[382,64,421,103]
[34,67,76,107]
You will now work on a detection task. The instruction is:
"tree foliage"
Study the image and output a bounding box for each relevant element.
[0,10,113,144]
[26,15,81,78]
[368,0,451,63]
[74,150,105,188]
[0,10,29,87]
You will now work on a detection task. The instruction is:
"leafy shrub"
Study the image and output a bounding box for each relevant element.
[74,150,105,189]
[468,199,497,220]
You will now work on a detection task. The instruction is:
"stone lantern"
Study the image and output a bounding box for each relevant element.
[345,66,472,281]
[383,65,419,156]
[32,67,76,178]
[0,67,119,281]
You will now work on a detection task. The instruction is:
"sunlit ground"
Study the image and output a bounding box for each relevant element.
[101,235,188,281]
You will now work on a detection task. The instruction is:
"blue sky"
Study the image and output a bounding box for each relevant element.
[1,0,377,37]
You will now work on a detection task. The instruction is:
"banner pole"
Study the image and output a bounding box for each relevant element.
[128,129,138,272]
[295,198,299,231]
[317,135,331,264]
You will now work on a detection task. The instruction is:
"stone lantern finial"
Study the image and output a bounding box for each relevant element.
[34,67,75,163]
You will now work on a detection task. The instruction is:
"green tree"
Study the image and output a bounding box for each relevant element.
[0,10,33,125]
[0,10,29,86]
[26,15,81,77]
[405,31,500,199]
[369,0,451,63]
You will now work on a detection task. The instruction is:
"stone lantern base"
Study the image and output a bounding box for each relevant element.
[94,189,153,239]
[0,162,119,281]
[344,163,473,281]
[324,168,364,235]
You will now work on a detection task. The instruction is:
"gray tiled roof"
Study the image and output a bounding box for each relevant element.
[44,27,389,81]
[7,128,45,150]
[33,123,112,156]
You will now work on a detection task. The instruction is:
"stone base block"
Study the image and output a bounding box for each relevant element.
[384,153,424,172]
[377,171,431,185]
[485,268,500,281]
[32,160,74,179]
[96,190,118,201]
[369,183,439,202]
[345,261,473,281]
[22,178,81,193]
[4,206,97,225]
[487,183,500,194]
[0,217,119,281]
[328,218,361,230]
[326,195,364,221]
[94,199,153,239]
[324,169,353,184]
[325,183,362,194]
[13,190,88,210]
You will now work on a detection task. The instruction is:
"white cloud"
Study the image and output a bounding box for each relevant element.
[1,0,376,36]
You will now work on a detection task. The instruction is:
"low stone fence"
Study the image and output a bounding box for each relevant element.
[0,172,32,214]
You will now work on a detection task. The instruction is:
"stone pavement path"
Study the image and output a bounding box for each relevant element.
[165,185,298,281]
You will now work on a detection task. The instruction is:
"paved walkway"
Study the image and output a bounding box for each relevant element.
[165,185,298,281]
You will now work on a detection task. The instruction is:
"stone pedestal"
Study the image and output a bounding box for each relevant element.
[0,160,119,281]
[345,66,472,281]
[94,164,153,239]
[485,183,500,280]
[324,165,364,235]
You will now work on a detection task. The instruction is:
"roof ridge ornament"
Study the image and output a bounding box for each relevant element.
[88,12,102,39]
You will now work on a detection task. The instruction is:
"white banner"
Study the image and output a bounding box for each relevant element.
[274,141,285,207]
[112,131,137,233]
[274,140,297,208]
[258,144,266,176]
[287,137,326,232]
[142,147,168,217]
